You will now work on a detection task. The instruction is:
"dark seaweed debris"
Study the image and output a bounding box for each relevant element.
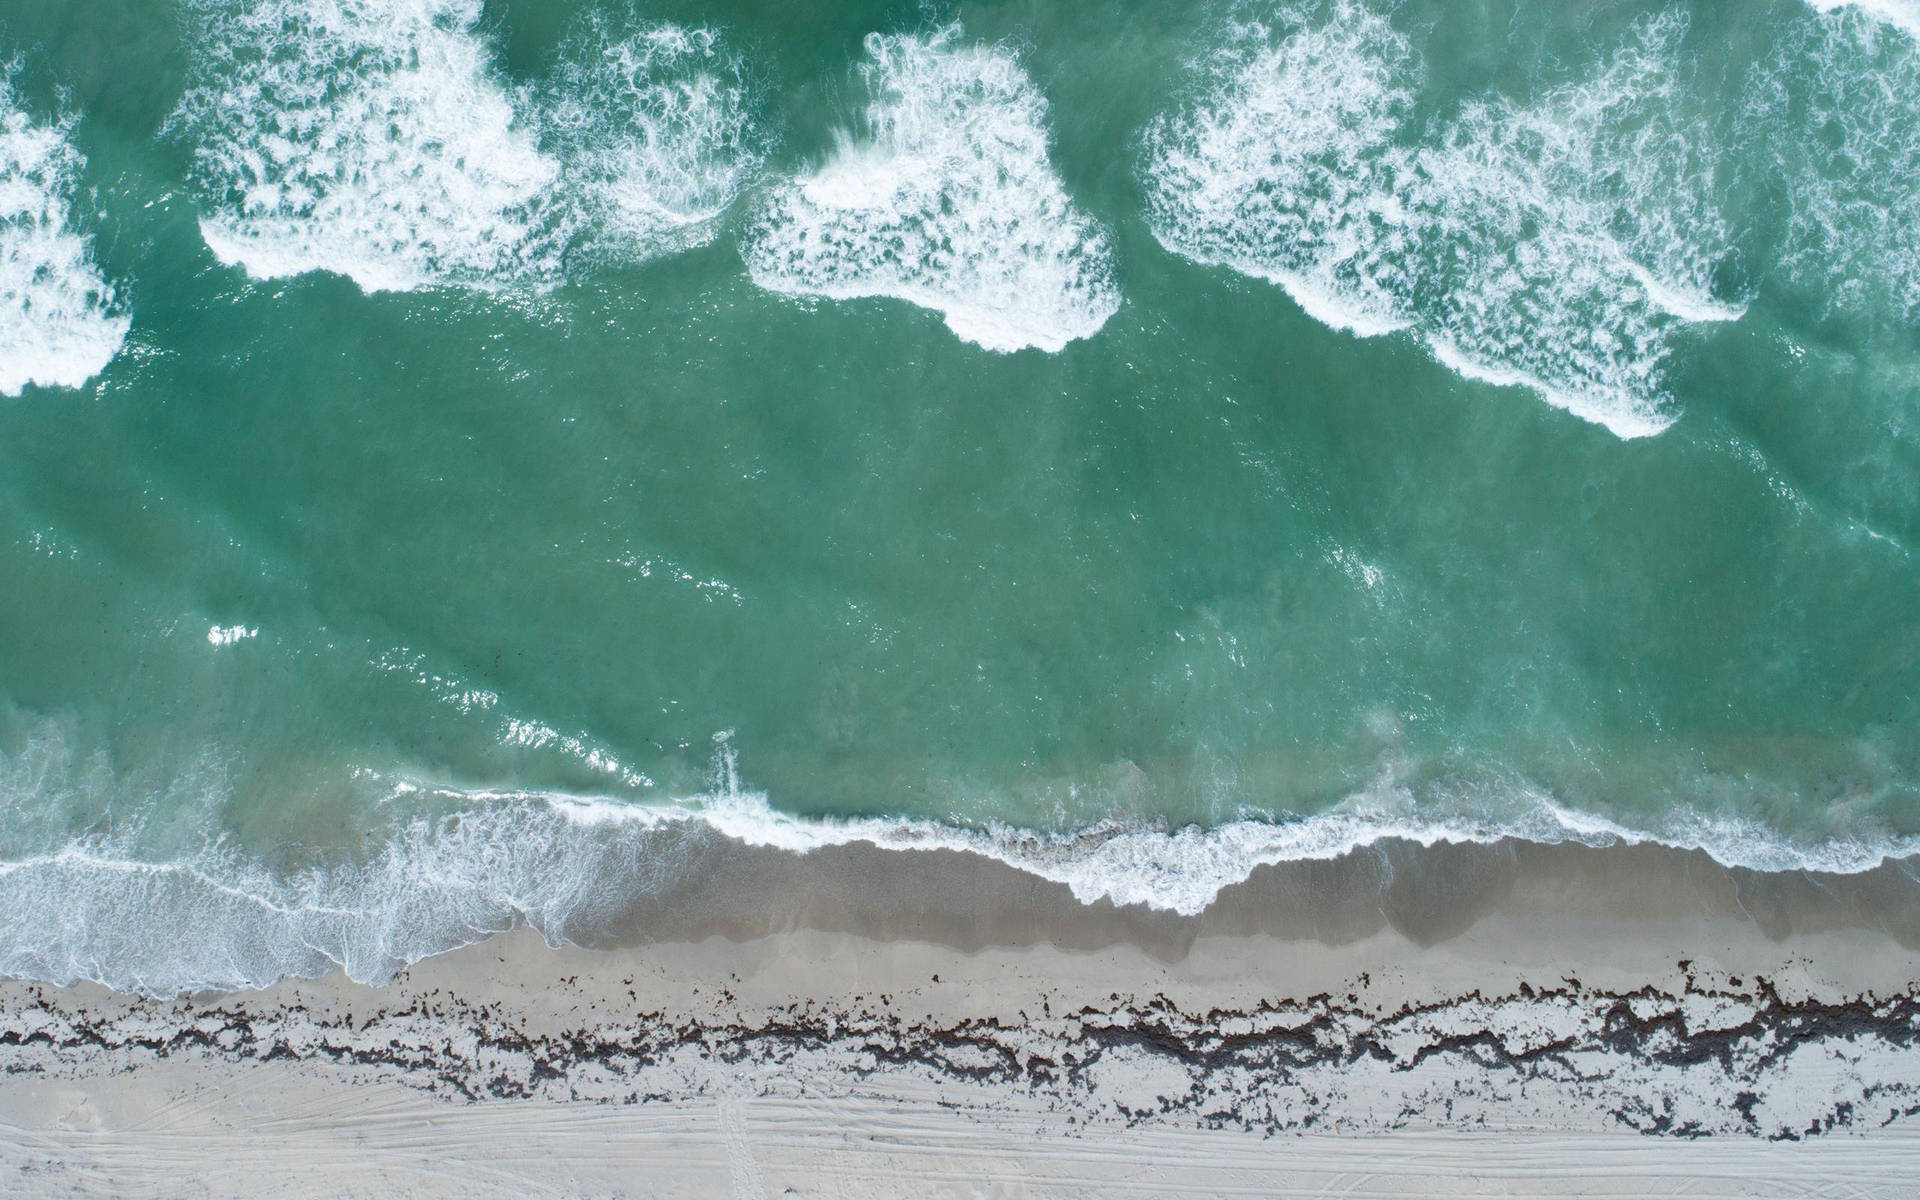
[6,970,1919,1140]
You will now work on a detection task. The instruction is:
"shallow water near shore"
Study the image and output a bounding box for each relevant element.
[1,0,1919,993]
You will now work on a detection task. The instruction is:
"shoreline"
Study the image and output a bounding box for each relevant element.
[7,836,1920,1193]
[15,786,1920,995]
[583,829,1920,956]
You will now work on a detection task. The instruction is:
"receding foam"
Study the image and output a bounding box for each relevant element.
[1755,6,1920,323]
[174,0,762,293]
[5,770,1917,995]
[1142,5,1741,439]
[1420,12,1742,438]
[176,0,556,293]
[0,76,129,397]
[1141,0,1419,339]
[742,26,1119,354]
[537,17,763,269]
[1807,0,1920,40]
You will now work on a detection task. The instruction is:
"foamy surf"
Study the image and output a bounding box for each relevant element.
[742,26,1119,354]
[0,75,129,397]
[534,14,764,270]
[175,0,762,293]
[176,0,557,293]
[1752,4,1920,324]
[1807,0,1920,40]
[1141,0,1420,341]
[5,754,1918,995]
[1142,6,1741,439]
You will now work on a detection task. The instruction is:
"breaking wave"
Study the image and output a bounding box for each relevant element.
[4,735,1917,995]
[1752,4,1920,325]
[173,0,760,293]
[1140,0,1419,338]
[0,72,129,396]
[533,13,763,270]
[1807,0,1920,40]
[1142,3,1742,438]
[742,26,1119,354]
[176,0,556,293]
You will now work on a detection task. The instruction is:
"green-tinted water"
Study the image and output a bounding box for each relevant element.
[1,0,1917,989]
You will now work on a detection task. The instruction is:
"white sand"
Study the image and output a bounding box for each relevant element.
[10,1062,1920,1198]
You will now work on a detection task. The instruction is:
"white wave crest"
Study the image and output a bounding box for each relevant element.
[1807,0,1920,40]
[1141,0,1420,338]
[174,0,761,293]
[536,17,763,268]
[1142,5,1741,439]
[1411,12,1740,438]
[0,76,129,397]
[620,785,1920,917]
[206,624,256,647]
[742,26,1119,353]
[176,0,557,293]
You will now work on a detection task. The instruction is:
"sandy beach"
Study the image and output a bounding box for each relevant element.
[7,836,1920,1196]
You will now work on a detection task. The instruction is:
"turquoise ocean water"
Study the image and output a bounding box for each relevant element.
[1,0,1917,991]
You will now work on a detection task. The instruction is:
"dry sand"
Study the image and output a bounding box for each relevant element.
[6,837,1920,1196]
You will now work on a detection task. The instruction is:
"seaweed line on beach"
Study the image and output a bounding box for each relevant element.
[6,964,1920,1140]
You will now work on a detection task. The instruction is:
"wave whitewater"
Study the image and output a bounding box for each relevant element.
[4,759,1918,996]
[1142,3,1740,439]
[0,0,1913,397]
[1810,0,1920,40]
[536,16,763,271]
[0,73,129,397]
[173,0,759,293]
[1756,3,1920,324]
[741,26,1119,354]
[6,0,1909,387]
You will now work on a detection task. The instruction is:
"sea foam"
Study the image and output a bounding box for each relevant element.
[1140,0,1420,339]
[5,731,1919,995]
[1754,6,1920,324]
[534,15,763,270]
[0,76,129,396]
[1403,12,1738,438]
[1807,0,1920,40]
[176,0,556,293]
[175,0,760,293]
[742,27,1119,353]
[1143,5,1740,438]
